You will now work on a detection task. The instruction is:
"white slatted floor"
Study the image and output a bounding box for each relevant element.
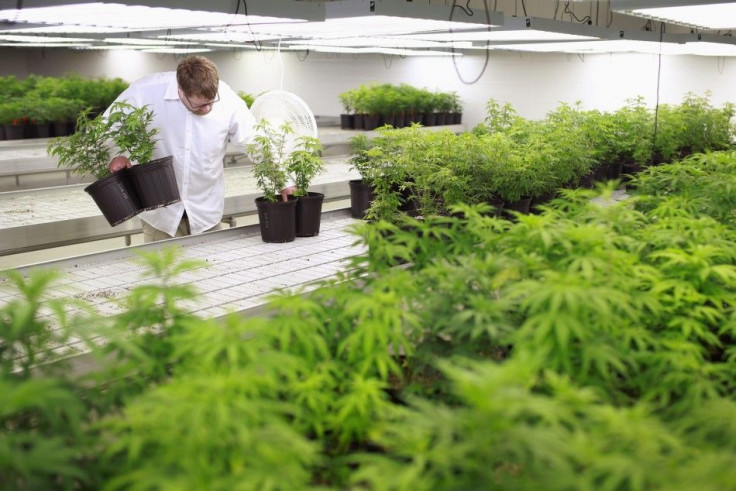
[0,212,364,359]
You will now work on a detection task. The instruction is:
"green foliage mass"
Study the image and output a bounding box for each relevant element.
[248,119,326,201]
[0,73,128,126]
[47,101,159,180]
[338,83,462,116]
[348,92,733,223]
[5,151,736,488]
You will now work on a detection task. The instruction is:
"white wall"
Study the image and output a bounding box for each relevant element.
[5,47,736,129]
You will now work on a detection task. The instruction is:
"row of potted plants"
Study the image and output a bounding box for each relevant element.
[347,92,735,221]
[47,104,327,240]
[338,83,463,130]
[0,74,128,140]
[5,150,736,488]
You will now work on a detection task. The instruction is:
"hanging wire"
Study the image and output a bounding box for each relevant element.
[595,0,600,26]
[450,0,492,85]
[717,56,726,74]
[455,1,473,16]
[240,0,262,51]
[589,0,594,26]
[651,23,665,165]
[296,47,310,62]
[564,1,591,24]
[277,38,284,90]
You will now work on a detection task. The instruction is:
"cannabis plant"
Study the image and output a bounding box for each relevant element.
[47,106,114,179]
[105,101,159,165]
[286,135,325,197]
[247,119,293,202]
[47,101,159,179]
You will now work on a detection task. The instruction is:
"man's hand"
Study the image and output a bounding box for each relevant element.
[109,156,132,173]
[281,186,297,202]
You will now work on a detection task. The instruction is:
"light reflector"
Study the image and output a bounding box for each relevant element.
[611,1,736,30]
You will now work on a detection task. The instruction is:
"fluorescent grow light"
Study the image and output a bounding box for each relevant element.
[0,0,322,32]
[285,37,472,49]
[157,30,281,44]
[0,34,94,43]
[253,0,502,41]
[611,0,736,30]
[487,39,685,55]
[285,45,461,57]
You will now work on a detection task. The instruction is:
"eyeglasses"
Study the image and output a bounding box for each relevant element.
[182,90,220,110]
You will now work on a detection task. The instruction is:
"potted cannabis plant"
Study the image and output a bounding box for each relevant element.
[347,133,376,219]
[47,106,142,226]
[288,135,326,237]
[338,89,357,129]
[248,119,298,243]
[107,101,179,210]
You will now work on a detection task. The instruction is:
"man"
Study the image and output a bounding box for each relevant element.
[107,56,293,242]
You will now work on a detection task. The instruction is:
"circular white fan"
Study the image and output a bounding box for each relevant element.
[249,90,318,158]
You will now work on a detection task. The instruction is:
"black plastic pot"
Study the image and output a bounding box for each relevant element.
[340,114,355,130]
[422,113,438,127]
[296,192,325,237]
[255,196,297,243]
[577,172,595,189]
[592,164,609,182]
[3,124,24,140]
[128,155,180,210]
[503,196,532,218]
[363,114,382,131]
[531,191,557,214]
[349,179,375,219]
[606,160,624,180]
[85,169,142,227]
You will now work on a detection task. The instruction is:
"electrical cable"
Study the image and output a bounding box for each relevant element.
[296,48,310,62]
[277,38,284,90]
[240,0,262,51]
[564,2,591,24]
[450,0,491,85]
[651,24,665,165]
[589,1,594,25]
[455,1,473,17]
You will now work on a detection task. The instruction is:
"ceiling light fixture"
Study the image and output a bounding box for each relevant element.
[284,37,472,49]
[0,0,324,33]
[266,0,502,40]
[611,0,736,30]
[483,28,688,55]
[425,16,606,44]
[285,44,461,57]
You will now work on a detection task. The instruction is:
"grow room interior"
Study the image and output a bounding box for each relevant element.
[4,0,736,488]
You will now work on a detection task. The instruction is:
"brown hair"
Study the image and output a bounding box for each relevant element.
[176,56,219,99]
